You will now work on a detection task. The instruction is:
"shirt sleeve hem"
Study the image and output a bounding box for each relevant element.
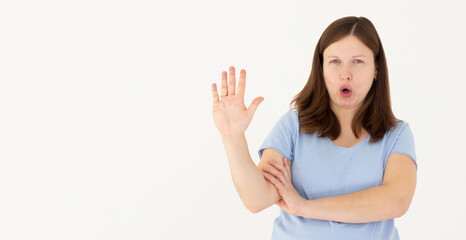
[258,146,293,162]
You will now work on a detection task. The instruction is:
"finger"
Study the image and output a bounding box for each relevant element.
[263,172,282,188]
[265,162,287,185]
[247,96,264,116]
[228,66,236,96]
[283,157,291,177]
[236,69,246,96]
[212,83,219,103]
[220,71,228,97]
[262,165,281,179]
[268,159,289,180]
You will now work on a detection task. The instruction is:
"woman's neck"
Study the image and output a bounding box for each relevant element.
[331,105,365,139]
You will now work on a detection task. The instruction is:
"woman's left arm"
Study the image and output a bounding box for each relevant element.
[264,153,417,224]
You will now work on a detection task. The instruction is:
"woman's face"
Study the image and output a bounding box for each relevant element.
[323,35,377,111]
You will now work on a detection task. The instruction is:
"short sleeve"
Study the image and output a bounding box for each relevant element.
[390,122,417,170]
[257,111,298,162]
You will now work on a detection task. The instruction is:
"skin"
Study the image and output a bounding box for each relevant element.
[323,35,377,115]
[212,68,264,137]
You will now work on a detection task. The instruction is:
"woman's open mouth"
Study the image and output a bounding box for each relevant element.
[340,87,352,98]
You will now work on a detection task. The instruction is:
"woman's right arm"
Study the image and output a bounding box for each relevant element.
[221,134,284,213]
[211,66,284,213]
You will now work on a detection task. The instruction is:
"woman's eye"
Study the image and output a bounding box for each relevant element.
[330,60,339,64]
[354,59,363,64]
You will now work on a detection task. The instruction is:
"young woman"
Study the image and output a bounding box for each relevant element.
[211,16,417,239]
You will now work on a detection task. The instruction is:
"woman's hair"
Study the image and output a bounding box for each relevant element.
[290,16,398,143]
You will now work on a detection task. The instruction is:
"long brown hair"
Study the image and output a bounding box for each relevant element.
[290,16,398,143]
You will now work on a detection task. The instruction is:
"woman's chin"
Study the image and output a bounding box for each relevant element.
[330,97,361,110]
[334,100,357,109]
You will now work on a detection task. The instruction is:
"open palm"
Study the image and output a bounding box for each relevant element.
[211,66,264,137]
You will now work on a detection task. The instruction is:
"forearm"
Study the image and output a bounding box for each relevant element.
[297,185,402,223]
[221,134,273,212]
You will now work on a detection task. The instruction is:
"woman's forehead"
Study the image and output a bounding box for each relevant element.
[323,36,373,58]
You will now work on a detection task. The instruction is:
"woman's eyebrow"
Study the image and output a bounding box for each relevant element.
[327,55,367,58]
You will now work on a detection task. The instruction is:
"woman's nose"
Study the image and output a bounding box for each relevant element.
[340,72,352,80]
[340,63,352,80]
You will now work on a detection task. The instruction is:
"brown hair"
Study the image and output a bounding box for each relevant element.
[290,16,398,143]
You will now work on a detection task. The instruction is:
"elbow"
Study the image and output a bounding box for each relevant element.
[393,198,411,218]
[395,205,410,218]
[248,207,262,214]
[244,202,266,214]
[392,208,405,219]
[243,195,273,213]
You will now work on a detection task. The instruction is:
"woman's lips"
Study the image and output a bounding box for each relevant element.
[340,86,352,92]
[340,87,352,98]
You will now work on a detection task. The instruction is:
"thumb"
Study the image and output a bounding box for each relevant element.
[247,96,264,116]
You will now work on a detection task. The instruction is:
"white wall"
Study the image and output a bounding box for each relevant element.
[0,0,465,239]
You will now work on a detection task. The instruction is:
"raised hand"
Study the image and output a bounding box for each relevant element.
[211,66,264,137]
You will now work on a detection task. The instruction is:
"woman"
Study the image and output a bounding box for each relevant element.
[211,16,417,239]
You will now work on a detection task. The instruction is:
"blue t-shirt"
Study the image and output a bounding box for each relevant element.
[258,110,417,240]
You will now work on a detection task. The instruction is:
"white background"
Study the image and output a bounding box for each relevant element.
[1,0,465,239]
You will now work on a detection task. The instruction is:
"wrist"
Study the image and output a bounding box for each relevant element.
[296,198,310,217]
[221,132,245,141]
